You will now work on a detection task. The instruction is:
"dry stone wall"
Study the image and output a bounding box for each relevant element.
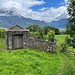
[25,36,56,53]
[5,25,56,53]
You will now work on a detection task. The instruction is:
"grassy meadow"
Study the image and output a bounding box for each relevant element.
[0,39,62,75]
[55,35,67,42]
[55,35,75,52]
[0,36,75,75]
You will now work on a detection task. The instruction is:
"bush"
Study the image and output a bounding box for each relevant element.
[30,32,39,37]
[60,42,67,52]
[72,37,75,48]
[0,29,5,38]
[65,35,75,48]
[65,36,71,46]
[47,30,55,42]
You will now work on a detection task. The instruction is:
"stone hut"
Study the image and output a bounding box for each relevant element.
[5,25,56,53]
[5,25,30,49]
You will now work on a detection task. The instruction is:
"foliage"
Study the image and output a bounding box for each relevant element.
[28,25,60,41]
[55,28,60,35]
[55,34,75,52]
[43,26,53,35]
[47,30,55,42]
[60,42,68,52]
[38,28,44,39]
[65,36,71,46]
[27,24,44,39]
[66,25,71,34]
[0,28,5,38]
[66,0,75,48]
[43,26,60,35]
[27,24,41,32]
[30,29,44,39]
[0,39,61,75]
[0,38,75,75]
[30,32,39,37]
[71,36,75,48]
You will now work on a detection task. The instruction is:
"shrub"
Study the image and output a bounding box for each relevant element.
[72,37,75,48]
[0,29,5,38]
[65,36,71,46]
[60,42,68,52]
[47,30,55,42]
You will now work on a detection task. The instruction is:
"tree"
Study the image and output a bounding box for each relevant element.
[47,30,55,42]
[27,24,41,32]
[67,0,75,36]
[27,24,44,39]
[67,0,75,48]
[55,28,60,35]
[43,26,60,35]
[43,26,51,35]
[65,36,71,46]
[60,42,67,52]
[38,28,44,39]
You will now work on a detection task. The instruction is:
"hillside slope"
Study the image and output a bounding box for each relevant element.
[0,39,75,75]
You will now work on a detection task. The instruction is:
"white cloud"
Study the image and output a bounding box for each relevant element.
[0,0,68,22]
[39,7,49,11]
[64,0,67,2]
[30,6,67,22]
[64,0,68,3]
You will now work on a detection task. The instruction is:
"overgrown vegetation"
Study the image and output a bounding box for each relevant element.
[27,24,60,41]
[66,0,75,48]
[0,28,5,38]
[0,38,75,75]
[0,49,62,75]
[0,39,61,75]
[55,35,75,52]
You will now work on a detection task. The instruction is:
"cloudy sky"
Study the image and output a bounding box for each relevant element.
[0,0,68,22]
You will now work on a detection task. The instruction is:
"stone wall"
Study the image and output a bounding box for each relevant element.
[24,36,56,53]
[5,31,56,53]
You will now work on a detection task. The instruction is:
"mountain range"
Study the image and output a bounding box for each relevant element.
[49,19,67,29]
[0,15,67,29]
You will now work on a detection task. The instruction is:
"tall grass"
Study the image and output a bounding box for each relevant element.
[55,34,75,52]
[0,35,75,75]
[0,49,61,75]
[55,34,67,43]
[0,38,62,75]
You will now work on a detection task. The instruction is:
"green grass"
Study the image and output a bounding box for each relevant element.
[0,38,75,75]
[58,51,75,75]
[0,39,62,75]
[0,38,5,49]
[0,49,61,75]
[55,34,75,52]
[55,35,75,75]
[55,34,67,45]
[68,47,75,52]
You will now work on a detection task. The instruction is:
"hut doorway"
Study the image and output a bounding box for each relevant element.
[14,34,23,49]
